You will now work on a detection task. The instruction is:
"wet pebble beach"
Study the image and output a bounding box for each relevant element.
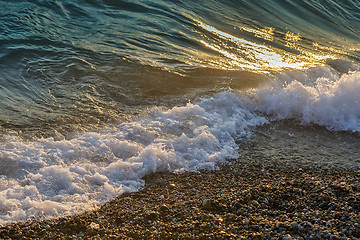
[1,145,359,240]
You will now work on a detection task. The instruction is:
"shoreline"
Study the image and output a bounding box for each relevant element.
[1,156,359,239]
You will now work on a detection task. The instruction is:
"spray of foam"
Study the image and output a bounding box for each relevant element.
[254,68,360,132]
[1,63,359,225]
[0,91,267,225]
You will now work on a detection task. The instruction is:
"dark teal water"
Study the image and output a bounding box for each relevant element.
[0,0,360,225]
[1,0,359,132]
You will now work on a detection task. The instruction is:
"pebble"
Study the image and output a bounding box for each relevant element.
[202,199,212,210]
[159,205,170,213]
[0,160,359,239]
[243,218,249,226]
[283,234,293,240]
[88,222,100,230]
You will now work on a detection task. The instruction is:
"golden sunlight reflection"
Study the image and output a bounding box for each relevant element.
[313,42,347,55]
[196,22,337,73]
[241,27,274,41]
[284,32,301,49]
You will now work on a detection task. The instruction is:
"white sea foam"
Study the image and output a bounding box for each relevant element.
[1,64,359,225]
[0,91,267,225]
[255,68,360,132]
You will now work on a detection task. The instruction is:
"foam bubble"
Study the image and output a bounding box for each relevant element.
[0,91,267,225]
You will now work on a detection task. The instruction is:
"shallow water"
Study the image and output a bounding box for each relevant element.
[0,0,359,225]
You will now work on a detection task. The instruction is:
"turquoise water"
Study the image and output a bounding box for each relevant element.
[0,0,359,224]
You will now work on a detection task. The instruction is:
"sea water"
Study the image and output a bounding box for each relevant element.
[0,0,359,225]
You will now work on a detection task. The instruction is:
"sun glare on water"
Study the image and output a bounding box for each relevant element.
[196,21,337,73]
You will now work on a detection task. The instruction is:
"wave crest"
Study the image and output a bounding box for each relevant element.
[255,69,360,132]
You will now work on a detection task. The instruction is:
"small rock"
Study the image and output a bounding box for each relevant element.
[145,211,158,220]
[159,205,170,213]
[115,217,123,224]
[319,201,329,209]
[283,234,293,240]
[248,200,260,208]
[88,222,100,230]
[39,229,47,236]
[231,201,241,209]
[243,218,249,225]
[250,225,259,231]
[202,199,212,210]
[291,222,298,229]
